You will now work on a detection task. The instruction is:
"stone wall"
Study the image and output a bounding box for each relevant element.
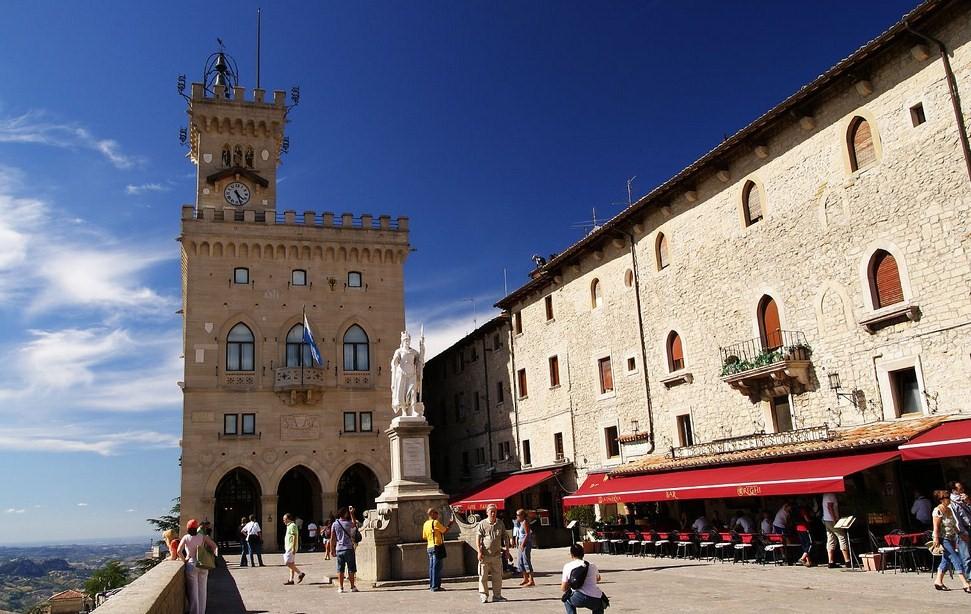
[93,561,184,614]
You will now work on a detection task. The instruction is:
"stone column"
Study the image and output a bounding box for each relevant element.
[261,494,279,551]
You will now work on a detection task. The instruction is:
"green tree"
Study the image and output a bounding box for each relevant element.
[84,560,129,596]
[146,497,181,537]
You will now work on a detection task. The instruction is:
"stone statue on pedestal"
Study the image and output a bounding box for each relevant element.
[391,330,425,417]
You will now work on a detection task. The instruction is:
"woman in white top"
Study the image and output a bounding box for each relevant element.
[932,490,971,592]
[561,544,603,614]
[178,518,220,614]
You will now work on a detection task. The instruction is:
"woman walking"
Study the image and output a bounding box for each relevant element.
[177,519,219,614]
[514,509,535,587]
[933,489,971,592]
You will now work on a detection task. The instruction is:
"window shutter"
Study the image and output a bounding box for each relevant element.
[852,118,876,169]
[657,234,670,269]
[670,333,684,371]
[600,358,613,392]
[745,182,762,224]
[873,251,904,307]
[760,297,782,350]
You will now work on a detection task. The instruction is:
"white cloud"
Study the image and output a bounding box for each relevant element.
[407,295,500,359]
[0,427,180,456]
[125,183,168,196]
[77,502,88,507]
[5,508,25,514]
[126,509,135,513]
[0,111,140,169]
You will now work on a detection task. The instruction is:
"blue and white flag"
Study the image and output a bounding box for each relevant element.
[303,313,322,366]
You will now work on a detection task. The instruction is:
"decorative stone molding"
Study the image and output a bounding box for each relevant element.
[660,370,694,388]
[280,414,320,441]
[859,302,920,332]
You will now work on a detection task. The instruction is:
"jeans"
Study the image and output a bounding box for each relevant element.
[185,563,209,614]
[427,548,444,589]
[518,543,533,573]
[247,537,264,566]
[958,536,971,576]
[939,537,964,574]
[797,531,812,556]
[564,590,604,614]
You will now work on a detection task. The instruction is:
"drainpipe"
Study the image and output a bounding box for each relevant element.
[623,229,656,455]
[905,22,971,184]
[481,335,495,469]
[871,354,884,422]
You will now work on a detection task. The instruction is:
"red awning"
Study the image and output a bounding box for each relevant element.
[563,451,896,506]
[451,470,556,511]
[899,419,971,461]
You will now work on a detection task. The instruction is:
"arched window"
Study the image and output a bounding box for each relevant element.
[590,279,603,309]
[656,233,670,270]
[848,116,876,171]
[758,296,782,351]
[343,325,370,371]
[667,331,684,372]
[226,323,255,371]
[742,181,762,226]
[286,324,314,367]
[869,250,904,308]
[624,269,634,288]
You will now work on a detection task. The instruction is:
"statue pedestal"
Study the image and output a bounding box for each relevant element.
[357,414,463,584]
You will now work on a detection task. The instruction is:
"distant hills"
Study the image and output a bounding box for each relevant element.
[0,558,72,578]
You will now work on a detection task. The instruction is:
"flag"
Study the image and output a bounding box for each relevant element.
[303,313,322,366]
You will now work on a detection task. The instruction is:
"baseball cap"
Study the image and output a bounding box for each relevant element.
[186,519,200,530]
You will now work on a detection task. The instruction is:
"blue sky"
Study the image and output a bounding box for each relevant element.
[0,1,918,543]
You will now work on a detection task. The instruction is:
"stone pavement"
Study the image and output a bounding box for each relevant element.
[208,547,961,613]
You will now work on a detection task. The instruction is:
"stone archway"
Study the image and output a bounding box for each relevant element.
[213,468,262,548]
[276,465,323,548]
[336,463,381,523]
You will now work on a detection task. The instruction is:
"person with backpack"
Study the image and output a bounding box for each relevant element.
[561,543,605,614]
[329,506,361,593]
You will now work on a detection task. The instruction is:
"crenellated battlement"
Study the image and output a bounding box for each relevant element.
[190,82,286,107]
[181,205,409,231]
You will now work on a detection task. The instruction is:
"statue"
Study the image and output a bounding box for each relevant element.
[391,329,425,417]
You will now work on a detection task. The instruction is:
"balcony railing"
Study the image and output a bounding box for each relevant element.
[719,330,811,377]
[274,366,326,392]
[719,330,813,401]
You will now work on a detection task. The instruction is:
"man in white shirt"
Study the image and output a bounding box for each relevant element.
[691,514,710,534]
[242,514,265,567]
[772,503,791,534]
[733,511,754,533]
[821,493,849,569]
[561,544,603,614]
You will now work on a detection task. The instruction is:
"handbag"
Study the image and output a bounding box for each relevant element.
[434,544,447,559]
[196,544,216,570]
[927,540,944,556]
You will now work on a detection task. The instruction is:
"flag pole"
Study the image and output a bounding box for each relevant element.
[301,305,306,386]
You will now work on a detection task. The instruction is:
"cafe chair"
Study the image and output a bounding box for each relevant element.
[625,531,642,556]
[638,530,655,557]
[653,530,673,558]
[734,533,756,564]
[675,531,695,559]
[761,533,786,566]
[698,530,718,561]
[713,531,736,563]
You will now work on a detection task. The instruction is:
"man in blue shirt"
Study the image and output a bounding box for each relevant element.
[329,506,360,593]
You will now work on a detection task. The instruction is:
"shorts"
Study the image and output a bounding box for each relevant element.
[336,549,357,574]
[282,550,295,565]
[823,520,848,550]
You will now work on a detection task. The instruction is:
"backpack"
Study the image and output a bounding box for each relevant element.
[567,561,589,590]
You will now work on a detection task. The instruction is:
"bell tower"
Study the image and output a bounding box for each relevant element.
[184,47,288,214]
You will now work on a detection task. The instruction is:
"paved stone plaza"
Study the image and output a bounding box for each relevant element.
[208,547,957,613]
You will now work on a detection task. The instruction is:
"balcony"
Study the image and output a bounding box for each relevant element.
[719,330,813,401]
[274,367,326,405]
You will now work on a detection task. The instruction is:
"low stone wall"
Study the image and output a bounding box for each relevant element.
[389,540,471,580]
[95,560,185,614]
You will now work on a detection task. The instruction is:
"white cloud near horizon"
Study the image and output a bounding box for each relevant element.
[0,427,180,456]
[0,111,141,169]
[5,508,25,514]
[406,296,501,359]
[77,503,88,507]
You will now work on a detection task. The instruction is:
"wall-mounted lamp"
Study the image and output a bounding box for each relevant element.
[631,419,640,432]
[829,372,860,406]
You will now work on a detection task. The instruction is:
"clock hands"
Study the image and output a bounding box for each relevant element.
[234,189,244,201]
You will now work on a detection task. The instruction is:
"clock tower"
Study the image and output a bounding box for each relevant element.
[185,51,287,214]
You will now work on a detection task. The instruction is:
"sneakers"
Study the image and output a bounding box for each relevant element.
[284,580,294,585]
[297,572,305,584]
[492,596,508,602]
[480,594,488,604]
[350,586,360,592]
[337,587,345,594]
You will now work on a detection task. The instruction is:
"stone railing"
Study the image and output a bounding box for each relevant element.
[93,560,184,614]
[273,366,327,391]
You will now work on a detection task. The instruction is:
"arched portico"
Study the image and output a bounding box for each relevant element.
[213,467,262,547]
[276,465,323,547]
[336,463,381,523]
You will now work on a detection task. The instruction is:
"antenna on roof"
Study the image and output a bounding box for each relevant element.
[256,8,262,90]
[627,176,636,206]
[570,207,603,236]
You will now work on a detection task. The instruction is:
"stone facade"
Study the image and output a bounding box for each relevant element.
[425,316,517,495]
[439,1,971,497]
[178,76,410,548]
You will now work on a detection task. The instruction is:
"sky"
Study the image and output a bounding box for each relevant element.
[0,0,920,544]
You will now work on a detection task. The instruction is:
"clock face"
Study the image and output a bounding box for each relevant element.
[224,181,251,206]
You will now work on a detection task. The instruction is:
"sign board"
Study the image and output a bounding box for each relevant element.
[402,438,426,478]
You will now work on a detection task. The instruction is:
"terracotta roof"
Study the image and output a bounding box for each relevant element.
[617,431,651,444]
[610,416,948,476]
[49,589,85,601]
[496,0,951,310]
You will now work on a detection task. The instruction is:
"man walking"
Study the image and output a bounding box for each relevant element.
[329,506,360,593]
[476,503,510,604]
[282,513,305,586]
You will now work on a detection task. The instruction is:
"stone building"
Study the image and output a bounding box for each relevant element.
[178,56,410,547]
[437,0,971,525]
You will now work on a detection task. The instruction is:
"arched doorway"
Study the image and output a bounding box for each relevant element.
[276,465,322,548]
[213,468,262,549]
[337,463,381,522]
[758,295,782,350]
